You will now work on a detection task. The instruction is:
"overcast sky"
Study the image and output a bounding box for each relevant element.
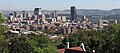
[0,0,120,10]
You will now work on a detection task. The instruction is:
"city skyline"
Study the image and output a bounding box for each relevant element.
[1,0,120,10]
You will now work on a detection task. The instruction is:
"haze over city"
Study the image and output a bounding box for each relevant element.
[1,0,120,10]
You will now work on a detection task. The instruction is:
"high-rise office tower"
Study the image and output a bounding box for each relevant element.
[22,11,25,18]
[34,8,42,15]
[9,13,14,21]
[51,11,57,18]
[13,11,18,17]
[26,13,32,19]
[70,6,77,21]
[98,16,103,29]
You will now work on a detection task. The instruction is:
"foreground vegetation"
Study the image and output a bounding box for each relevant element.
[0,34,58,53]
[64,24,120,53]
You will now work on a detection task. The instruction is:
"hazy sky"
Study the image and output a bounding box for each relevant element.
[0,0,120,10]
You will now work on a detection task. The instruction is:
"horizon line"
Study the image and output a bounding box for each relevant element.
[1,7,120,11]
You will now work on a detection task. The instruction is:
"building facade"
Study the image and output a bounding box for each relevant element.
[70,6,77,21]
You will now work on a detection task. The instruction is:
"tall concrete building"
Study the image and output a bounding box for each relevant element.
[34,8,42,15]
[26,13,32,19]
[13,11,19,17]
[70,6,77,21]
[22,11,25,18]
[98,16,103,29]
[51,11,57,18]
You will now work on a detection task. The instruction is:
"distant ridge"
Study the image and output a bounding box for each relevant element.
[1,8,120,16]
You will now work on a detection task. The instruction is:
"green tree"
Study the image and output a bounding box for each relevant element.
[29,34,52,47]
[100,24,120,53]
[6,35,40,53]
[29,34,58,53]
[0,12,5,24]
[64,24,120,53]
[0,12,6,34]
[0,35,7,53]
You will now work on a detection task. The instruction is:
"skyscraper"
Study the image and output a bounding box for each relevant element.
[22,10,25,18]
[26,13,31,19]
[51,11,57,18]
[98,16,103,29]
[70,6,77,21]
[34,8,42,15]
[13,11,18,17]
